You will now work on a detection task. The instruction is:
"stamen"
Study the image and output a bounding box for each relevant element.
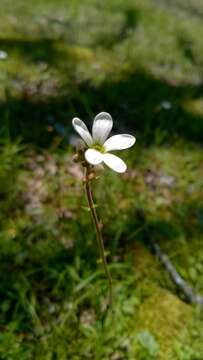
[92,144,106,153]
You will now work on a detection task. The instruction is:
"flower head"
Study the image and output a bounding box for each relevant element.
[72,112,136,173]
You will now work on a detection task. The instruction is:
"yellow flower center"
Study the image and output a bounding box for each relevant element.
[92,144,106,153]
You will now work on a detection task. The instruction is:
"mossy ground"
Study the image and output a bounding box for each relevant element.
[0,0,203,359]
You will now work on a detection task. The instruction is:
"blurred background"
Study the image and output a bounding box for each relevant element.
[0,0,203,359]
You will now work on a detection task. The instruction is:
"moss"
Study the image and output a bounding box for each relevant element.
[136,286,191,359]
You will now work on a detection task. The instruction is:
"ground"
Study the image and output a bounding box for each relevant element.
[0,0,203,359]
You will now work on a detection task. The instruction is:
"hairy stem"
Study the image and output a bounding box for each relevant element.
[84,167,113,309]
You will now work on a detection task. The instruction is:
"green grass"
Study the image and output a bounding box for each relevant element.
[0,139,202,359]
[0,0,203,359]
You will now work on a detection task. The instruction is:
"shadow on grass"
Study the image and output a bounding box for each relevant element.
[123,198,203,253]
[96,6,139,48]
[0,65,203,145]
[0,37,64,65]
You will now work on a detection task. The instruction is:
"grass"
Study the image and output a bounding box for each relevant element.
[0,140,202,359]
[0,0,203,359]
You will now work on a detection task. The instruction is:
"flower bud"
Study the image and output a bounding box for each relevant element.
[72,154,79,163]
[88,172,95,181]
[76,139,86,152]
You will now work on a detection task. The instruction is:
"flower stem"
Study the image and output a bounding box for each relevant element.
[84,166,113,310]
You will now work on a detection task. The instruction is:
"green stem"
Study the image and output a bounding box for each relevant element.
[84,167,113,310]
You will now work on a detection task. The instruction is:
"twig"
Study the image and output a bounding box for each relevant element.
[149,236,203,305]
[135,209,203,305]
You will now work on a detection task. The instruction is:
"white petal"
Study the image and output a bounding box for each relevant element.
[72,117,93,146]
[103,153,127,173]
[92,112,113,144]
[85,149,103,165]
[104,134,136,151]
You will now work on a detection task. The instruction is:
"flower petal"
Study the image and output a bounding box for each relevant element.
[92,112,113,144]
[72,117,93,146]
[85,149,103,165]
[104,134,136,151]
[103,153,127,173]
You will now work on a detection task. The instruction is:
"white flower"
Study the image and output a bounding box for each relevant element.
[72,112,136,173]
